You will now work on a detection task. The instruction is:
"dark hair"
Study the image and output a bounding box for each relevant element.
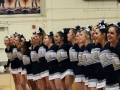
[24,39,31,49]
[97,20,108,41]
[108,22,120,35]
[57,29,68,43]
[70,25,81,35]
[47,31,55,44]
[36,27,46,40]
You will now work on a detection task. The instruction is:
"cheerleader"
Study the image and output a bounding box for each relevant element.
[44,31,63,90]
[35,28,50,90]
[90,30,106,90]
[14,34,29,90]
[79,26,98,90]
[67,25,87,90]
[75,30,86,90]
[30,33,43,90]
[5,34,22,90]
[54,29,74,90]
[94,20,119,90]
[21,39,37,90]
[107,22,120,87]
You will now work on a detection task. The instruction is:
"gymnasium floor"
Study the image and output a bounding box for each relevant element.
[0,74,76,90]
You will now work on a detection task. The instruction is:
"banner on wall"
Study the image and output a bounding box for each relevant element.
[0,0,40,14]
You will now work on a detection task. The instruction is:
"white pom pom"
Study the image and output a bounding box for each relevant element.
[0,66,4,73]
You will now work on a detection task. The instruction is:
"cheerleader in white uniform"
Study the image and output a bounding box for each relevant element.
[5,34,22,90]
[107,22,120,88]
[30,33,43,90]
[94,20,119,90]
[44,31,63,90]
[36,28,50,90]
[75,30,86,90]
[14,34,29,90]
[54,29,74,90]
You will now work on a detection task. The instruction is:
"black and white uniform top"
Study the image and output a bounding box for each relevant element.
[30,45,41,81]
[13,46,22,71]
[82,43,97,87]
[56,43,74,79]
[16,48,24,72]
[45,44,61,80]
[22,49,33,80]
[5,46,19,74]
[111,42,120,87]
[38,43,49,78]
[78,45,85,66]
[69,43,85,82]
[91,43,105,81]
[76,45,86,82]
[99,42,118,86]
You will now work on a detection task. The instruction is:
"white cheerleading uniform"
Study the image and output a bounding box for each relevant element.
[56,43,74,79]
[38,43,49,78]
[45,45,61,80]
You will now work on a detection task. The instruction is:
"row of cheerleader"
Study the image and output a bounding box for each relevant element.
[4,20,120,90]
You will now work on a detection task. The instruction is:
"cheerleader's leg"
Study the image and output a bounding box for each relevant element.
[49,80,57,90]
[54,78,63,90]
[64,75,74,90]
[45,76,52,90]
[21,74,30,90]
[41,77,51,90]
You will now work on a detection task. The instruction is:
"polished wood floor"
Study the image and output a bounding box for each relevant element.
[0,74,76,90]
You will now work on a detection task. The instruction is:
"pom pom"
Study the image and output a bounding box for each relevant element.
[0,66,5,73]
